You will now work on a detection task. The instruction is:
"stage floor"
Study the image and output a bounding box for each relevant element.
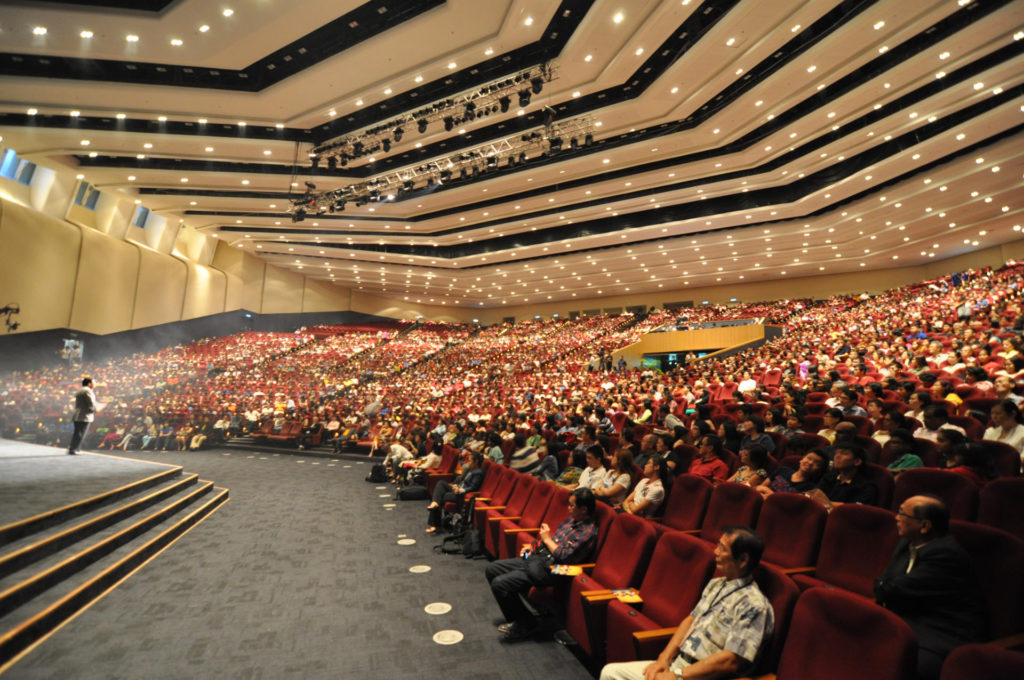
[0,439,178,529]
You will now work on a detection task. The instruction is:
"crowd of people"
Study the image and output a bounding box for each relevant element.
[2,261,1023,678]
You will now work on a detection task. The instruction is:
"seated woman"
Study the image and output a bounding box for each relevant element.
[982,399,1024,454]
[727,444,770,487]
[687,434,730,484]
[818,408,843,443]
[592,449,633,506]
[174,423,194,451]
[756,450,828,497]
[940,432,997,487]
[97,423,126,450]
[872,409,907,447]
[619,454,667,517]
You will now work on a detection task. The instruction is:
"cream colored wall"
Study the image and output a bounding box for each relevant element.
[132,247,187,329]
[348,290,466,322]
[179,258,227,321]
[303,278,352,312]
[68,227,139,334]
[0,199,80,331]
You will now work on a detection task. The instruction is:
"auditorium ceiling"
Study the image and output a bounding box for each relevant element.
[1,0,1023,309]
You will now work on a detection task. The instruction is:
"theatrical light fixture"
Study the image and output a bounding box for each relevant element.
[310,63,555,166]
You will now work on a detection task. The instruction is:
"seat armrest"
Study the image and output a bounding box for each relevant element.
[633,626,678,643]
[991,632,1024,650]
[680,529,701,535]
[781,566,816,575]
[503,527,540,534]
[489,515,521,522]
[580,589,612,597]
[583,592,618,603]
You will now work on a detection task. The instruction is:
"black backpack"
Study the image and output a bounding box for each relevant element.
[364,463,387,483]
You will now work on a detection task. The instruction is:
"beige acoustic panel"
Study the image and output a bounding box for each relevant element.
[0,198,80,333]
[262,264,305,314]
[180,259,227,320]
[212,243,266,312]
[613,325,768,367]
[132,247,187,329]
[69,225,139,334]
[302,278,351,312]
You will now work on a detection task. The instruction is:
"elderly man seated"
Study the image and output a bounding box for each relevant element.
[600,526,774,680]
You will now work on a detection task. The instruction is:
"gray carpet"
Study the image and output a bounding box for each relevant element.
[0,440,176,527]
[3,448,595,680]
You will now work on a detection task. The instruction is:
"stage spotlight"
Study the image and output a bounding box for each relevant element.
[443,116,454,131]
[518,152,527,164]
[353,141,364,155]
[340,155,348,167]
[530,76,544,94]
[417,119,428,133]
[549,137,563,152]
[327,156,337,170]
[393,127,404,142]
[310,156,320,170]
[570,137,579,150]
[305,181,317,190]
[402,180,414,191]
[382,139,391,152]
[518,90,531,107]
[440,169,452,182]
[486,155,497,167]
[584,133,594,146]
[292,208,306,222]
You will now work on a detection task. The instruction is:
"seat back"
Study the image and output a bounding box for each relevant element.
[939,643,1024,680]
[814,504,899,597]
[475,462,504,498]
[699,482,763,545]
[636,532,716,630]
[776,588,916,680]
[753,562,801,674]
[486,467,519,505]
[756,492,827,569]
[502,474,538,517]
[949,520,1024,639]
[591,513,659,589]
[978,477,1024,541]
[517,478,557,527]
[893,468,979,520]
[859,463,895,509]
[978,440,1022,477]
[658,474,713,532]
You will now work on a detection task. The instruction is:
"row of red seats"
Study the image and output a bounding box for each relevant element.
[458,462,1024,679]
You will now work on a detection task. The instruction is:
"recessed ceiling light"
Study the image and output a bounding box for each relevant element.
[873,21,885,30]
[80,140,90,146]
[263,150,271,155]
[32,26,47,36]
[70,110,80,117]
[222,8,234,17]
[584,54,593,62]
[355,99,363,106]
[726,37,736,46]
[414,75,423,82]
[170,38,183,46]
[484,48,493,56]
[126,34,139,42]
[76,174,84,180]
[180,177,188,183]
[205,146,214,152]
[127,175,135,180]
[524,16,534,26]
[198,118,207,124]
[116,113,126,119]
[80,30,93,39]
[158,116,167,122]
[383,88,392,95]
[635,47,644,56]
[447,62,457,69]
[89,152,97,157]
[807,65,817,72]
[199,24,210,32]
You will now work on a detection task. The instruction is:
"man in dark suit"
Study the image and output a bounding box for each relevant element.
[68,377,98,455]
[874,495,987,679]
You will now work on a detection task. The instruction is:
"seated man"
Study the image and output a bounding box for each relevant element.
[874,495,987,680]
[600,526,774,680]
[425,452,484,533]
[485,488,599,642]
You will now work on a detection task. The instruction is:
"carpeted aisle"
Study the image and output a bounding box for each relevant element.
[3,449,594,680]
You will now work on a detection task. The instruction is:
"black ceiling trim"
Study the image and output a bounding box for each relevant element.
[309,0,598,143]
[0,1,445,92]
[343,0,999,211]
[23,0,176,11]
[171,36,1024,237]
[316,0,745,170]
[216,87,1024,261]
[1,113,313,142]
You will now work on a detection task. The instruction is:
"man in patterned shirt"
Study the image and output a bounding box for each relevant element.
[486,488,599,642]
[600,527,774,680]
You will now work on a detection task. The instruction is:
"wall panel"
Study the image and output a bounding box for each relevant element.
[180,259,227,320]
[302,278,351,312]
[68,226,138,334]
[262,265,305,313]
[0,199,80,332]
[132,247,187,329]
